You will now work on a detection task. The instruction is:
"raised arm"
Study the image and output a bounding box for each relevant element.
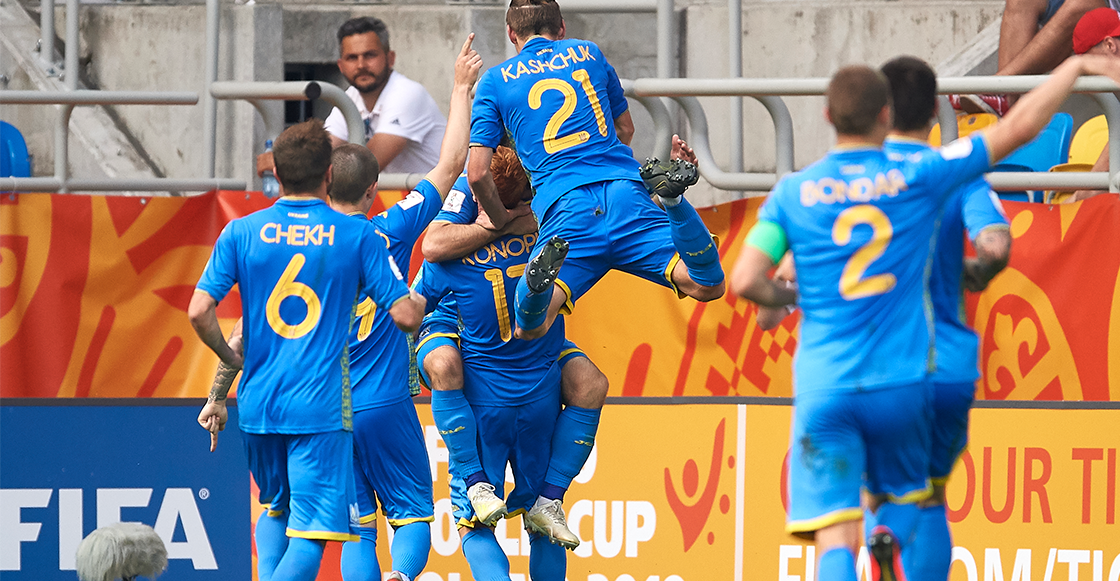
[467,146,509,230]
[986,55,1120,163]
[424,34,484,197]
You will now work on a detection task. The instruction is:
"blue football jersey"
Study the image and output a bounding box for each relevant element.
[756,135,992,394]
[348,180,444,411]
[412,230,564,406]
[470,36,641,216]
[196,197,410,434]
[885,137,1009,384]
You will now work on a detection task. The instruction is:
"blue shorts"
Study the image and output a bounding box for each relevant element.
[1040,0,1063,26]
[786,383,933,536]
[557,340,585,368]
[416,319,460,388]
[929,381,975,483]
[244,430,359,541]
[535,179,680,308]
[352,399,435,527]
[449,388,562,527]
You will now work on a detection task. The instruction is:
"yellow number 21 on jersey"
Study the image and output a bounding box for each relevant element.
[266,253,322,338]
[529,69,609,154]
[831,205,896,300]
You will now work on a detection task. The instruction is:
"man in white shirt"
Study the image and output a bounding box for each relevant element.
[257,18,446,179]
[326,17,447,174]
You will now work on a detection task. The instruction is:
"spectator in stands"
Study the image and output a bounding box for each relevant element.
[258,17,447,178]
[1070,6,1120,201]
[326,17,447,174]
[953,0,1107,116]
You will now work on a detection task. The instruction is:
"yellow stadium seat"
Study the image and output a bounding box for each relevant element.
[1043,162,1093,204]
[1068,115,1108,165]
[929,113,999,146]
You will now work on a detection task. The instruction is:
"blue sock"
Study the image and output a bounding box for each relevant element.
[903,505,952,581]
[271,537,324,581]
[390,522,431,580]
[818,547,858,581]
[340,526,379,581]
[529,532,567,581]
[663,197,724,287]
[254,512,289,581]
[543,406,601,497]
[430,389,485,480]
[461,528,511,581]
[515,276,552,332]
[868,502,922,549]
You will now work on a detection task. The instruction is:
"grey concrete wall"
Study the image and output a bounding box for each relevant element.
[682,0,1003,204]
[80,3,282,188]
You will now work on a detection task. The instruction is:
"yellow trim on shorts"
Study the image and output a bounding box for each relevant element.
[507,508,526,518]
[930,475,951,487]
[555,279,574,315]
[887,482,934,505]
[557,347,585,362]
[457,517,478,529]
[286,529,361,542]
[358,512,378,525]
[417,332,459,351]
[663,253,686,298]
[785,507,864,535]
[266,508,285,518]
[388,515,436,527]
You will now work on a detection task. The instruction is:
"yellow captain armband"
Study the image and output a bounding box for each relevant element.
[745,220,789,265]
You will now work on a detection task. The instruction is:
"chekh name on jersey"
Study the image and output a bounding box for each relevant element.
[258,223,336,246]
[500,45,597,83]
[462,233,538,266]
[799,169,909,207]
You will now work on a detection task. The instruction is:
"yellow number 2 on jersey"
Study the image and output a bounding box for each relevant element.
[831,205,897,300]
[529,69,609,155]
[266,254,323,339]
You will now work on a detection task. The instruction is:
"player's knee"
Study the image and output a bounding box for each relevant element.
[918,483,947,509]
[561,358,608,409]
[425,346,464,392]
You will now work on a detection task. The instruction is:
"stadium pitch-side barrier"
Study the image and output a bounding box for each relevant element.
[1,399,1116,581]
[4,76,1120,194]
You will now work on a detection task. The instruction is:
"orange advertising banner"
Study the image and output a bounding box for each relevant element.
[1,191,1118,400]
[306,402,1118,581]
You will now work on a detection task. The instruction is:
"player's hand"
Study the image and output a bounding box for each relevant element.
[455,34,483,89]
[670,134,697,166]
[502,204,538,236]
[962,257,990,292]
[198,400,228,453]
[256,152,274,178]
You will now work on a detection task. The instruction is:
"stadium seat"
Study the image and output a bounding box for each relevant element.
[1043,162,1093,204]
[1,121,32,179]
[990,113,1073,203]
[928,112,998,146]
[1068,115,1108,165]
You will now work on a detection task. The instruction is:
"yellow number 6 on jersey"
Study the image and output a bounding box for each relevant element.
[266,254,322,339]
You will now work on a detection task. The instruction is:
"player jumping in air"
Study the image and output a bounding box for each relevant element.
[467,0,725,343]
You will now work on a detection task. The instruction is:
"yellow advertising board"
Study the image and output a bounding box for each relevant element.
[329,402,1119,581]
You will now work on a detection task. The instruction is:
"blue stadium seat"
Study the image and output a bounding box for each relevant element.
[992,113,1073,202]
[1,121,32,178]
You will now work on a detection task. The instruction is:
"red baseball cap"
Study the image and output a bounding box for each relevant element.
[1074,7,1120,54]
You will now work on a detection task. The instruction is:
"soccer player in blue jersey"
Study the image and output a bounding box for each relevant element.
[411,145,573,581]
[189,119,426,581]
[323,35,482,581]
[878,56,1012,581]
[466,0,725,344]
[730,55,1120,581]
[418,152,608,550]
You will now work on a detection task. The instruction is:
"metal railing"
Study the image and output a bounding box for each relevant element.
[632,75,1120,194]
